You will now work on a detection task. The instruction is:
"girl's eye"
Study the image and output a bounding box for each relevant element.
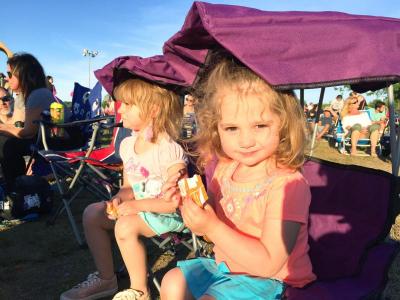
[256,124,268,129]
[224,126,237,132]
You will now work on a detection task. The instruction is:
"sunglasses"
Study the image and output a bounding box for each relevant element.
[0,95,12,103]
[6,70,15,78]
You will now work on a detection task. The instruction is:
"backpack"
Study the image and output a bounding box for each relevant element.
[10,175,52,218]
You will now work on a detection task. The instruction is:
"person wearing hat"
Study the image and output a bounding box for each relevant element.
[316,108,334,140]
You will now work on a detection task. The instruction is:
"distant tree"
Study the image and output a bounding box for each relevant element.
[102,94,111,109]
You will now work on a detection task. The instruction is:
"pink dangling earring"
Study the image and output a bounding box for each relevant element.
[143,124,153,142]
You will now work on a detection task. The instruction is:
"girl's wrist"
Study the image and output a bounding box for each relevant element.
[205,217,223,240]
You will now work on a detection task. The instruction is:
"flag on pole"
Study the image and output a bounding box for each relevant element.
[87,81,102,118]
[71,82,90,121]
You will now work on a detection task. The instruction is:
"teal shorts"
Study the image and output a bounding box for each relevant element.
[138,211,184,236]
[177,257,285,300]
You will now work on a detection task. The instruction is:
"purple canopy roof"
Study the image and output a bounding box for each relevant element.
[96,1,400,93]
[94,55,191,95]
[164,1,400,90]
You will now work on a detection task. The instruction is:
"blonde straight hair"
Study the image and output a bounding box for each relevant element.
[113,78,182,142]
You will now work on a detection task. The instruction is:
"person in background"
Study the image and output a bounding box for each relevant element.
[182,94,197,138]
[356,94,367,110]
[0,87,14,124]
[367,100,387,135]
[102,94,115,116]
[47,75,57,96]
[0,73,6,88]
[341,96,380,157]
[316,109,334,140]
[0,53,54,193]
[329,94,344,120]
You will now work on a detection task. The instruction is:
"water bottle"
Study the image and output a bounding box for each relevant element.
[50,102,64,137]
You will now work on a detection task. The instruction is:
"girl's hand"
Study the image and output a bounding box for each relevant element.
[115,199,139,217]
[161,168,186,207]
[180,196,220,237]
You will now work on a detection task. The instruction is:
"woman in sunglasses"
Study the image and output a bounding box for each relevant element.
[341,96,380,156]
[0,53,54,193]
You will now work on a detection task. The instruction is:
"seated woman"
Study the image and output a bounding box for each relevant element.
[0,53,54,193]
[341,96,380,157]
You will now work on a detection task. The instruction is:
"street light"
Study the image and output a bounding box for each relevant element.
[82,48,99,88]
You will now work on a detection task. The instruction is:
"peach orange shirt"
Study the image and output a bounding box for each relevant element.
[209,161,316,288]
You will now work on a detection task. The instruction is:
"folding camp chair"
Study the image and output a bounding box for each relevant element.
[284,158,399,299]
[37,94,130,246]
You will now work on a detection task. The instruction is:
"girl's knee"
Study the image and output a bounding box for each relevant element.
[83,202,107,228]
[114,215,140,241]
[161,268,188,299]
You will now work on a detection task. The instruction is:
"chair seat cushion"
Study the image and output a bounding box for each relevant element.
[285,242,399,300]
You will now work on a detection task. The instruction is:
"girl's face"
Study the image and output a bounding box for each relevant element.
[6,64,20,92]
[118,102,149,132]
[217,88,281,168]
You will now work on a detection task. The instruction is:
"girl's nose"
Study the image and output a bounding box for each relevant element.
[238,131,255,148]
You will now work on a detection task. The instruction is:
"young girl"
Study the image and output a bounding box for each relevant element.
[161,55,316,300]
[61,78,187,300]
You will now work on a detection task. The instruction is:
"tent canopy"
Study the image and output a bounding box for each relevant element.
[163,1,400,91]
[95,1,400,175]
[96,1,400,92]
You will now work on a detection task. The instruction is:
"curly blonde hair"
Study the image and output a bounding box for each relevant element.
[113,78,182,142]
[194,55,308,171]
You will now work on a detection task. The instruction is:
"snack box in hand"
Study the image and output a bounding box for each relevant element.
[178,174,208,207]
[106,201,118,220]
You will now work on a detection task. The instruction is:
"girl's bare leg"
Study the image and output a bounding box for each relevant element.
[114,215,155,297]
[161,268,195,300]
[83,202,116,279]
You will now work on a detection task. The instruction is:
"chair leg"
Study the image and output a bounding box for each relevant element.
[62,196,85,246]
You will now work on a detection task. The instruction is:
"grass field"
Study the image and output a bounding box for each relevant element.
[0,138,398,299]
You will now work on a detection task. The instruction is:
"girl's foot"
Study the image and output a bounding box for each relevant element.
[60,271,118,300]
[112,288,150,300]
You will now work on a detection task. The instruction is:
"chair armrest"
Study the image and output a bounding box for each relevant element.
[33,115,114,128]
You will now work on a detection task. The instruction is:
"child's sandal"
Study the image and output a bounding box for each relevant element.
[112,288,150,300]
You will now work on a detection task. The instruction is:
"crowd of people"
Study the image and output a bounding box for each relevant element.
[303,91,388,156]
[0,48,390,300]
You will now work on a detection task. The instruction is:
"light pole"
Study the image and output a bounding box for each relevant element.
[82,48,99,88]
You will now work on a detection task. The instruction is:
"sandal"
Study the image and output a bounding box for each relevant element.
[112,288,150,300]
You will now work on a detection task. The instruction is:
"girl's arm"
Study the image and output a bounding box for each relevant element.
[181,177,310,278]
[113,169,134,203]
[181,198,300,277]
[116,162,186,216]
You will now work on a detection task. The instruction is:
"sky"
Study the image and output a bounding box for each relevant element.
[1,0,399,104]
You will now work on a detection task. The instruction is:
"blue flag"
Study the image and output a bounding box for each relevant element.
[88,81,102,118]
[71,82,91,121]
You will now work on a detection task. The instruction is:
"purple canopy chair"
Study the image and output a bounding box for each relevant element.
[95,2,400,298]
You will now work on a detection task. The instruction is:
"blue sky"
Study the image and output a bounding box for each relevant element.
[1,0,399,103]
